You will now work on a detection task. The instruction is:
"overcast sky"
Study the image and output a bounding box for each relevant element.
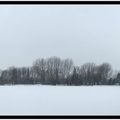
[0,5,120,70]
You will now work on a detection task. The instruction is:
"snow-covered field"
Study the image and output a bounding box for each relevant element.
[0,85,120,115]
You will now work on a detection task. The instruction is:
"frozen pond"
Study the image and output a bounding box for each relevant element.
[0,85,119,115]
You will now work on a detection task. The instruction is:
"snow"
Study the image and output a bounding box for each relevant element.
[0,85,119,115]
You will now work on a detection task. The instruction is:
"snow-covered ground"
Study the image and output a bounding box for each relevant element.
[0,85,119,115]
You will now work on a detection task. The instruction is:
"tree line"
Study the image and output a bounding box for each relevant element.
[0,56,120,85]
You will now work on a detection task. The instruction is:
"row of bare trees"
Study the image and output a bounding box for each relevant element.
[0,56,120,85]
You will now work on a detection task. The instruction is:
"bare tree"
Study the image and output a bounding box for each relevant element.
[96,63,112,85]
[32,58,46,84]
[79,63,96,85]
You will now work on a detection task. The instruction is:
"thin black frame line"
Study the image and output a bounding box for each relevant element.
[0,1,120,5]
[0,115,120,119]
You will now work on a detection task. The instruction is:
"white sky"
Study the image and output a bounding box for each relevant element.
[0,5,120,70]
